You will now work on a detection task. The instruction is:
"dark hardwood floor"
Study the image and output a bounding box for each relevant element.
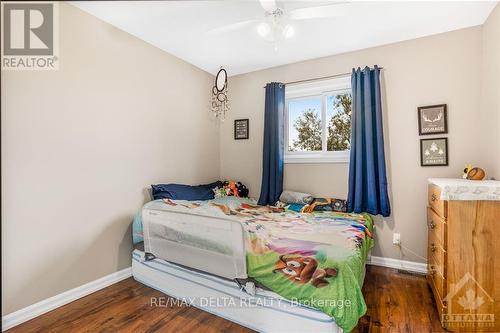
[7,265,446,333]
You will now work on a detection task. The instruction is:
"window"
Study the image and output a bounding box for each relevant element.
[285,76,352,163]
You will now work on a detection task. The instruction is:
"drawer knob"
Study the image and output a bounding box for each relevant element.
[431,194,437,201]
[430,244,437,252]
[429,221,436,229]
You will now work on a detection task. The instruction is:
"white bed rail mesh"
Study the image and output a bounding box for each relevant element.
[143,206,247,279]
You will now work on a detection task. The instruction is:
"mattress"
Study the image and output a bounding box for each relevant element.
[135,196,374,332]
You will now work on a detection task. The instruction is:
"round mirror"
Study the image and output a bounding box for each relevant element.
[215,68,227,92]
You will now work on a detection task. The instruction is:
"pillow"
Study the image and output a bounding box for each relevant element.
[151,181,222,201]
[279,190,314,205]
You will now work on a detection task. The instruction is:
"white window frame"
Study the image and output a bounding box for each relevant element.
[285,75,352,164]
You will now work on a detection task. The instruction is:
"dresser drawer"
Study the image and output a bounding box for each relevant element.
[428,184,447,218]
[428,231,446,276]
[427,272,447,324]
[427,207,446,247]
[429,250,445,277]
[428,255,446,299]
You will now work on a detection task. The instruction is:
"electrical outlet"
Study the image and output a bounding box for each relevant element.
[393,233,401,245]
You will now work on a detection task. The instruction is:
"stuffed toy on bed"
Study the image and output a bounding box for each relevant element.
[213,181,249,198]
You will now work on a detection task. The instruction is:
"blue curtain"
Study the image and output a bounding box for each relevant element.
[258,82,285,206]
[347,66,391,217]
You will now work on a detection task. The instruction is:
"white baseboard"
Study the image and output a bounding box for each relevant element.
[2,267,132,331]
[369,255,427,274]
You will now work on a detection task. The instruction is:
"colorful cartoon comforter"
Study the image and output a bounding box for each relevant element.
[133,197,374,332]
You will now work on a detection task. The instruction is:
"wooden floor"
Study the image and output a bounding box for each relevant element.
[7,265,446,333]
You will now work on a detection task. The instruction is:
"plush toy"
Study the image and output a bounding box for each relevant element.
[235,182,249,197]
[217,180,249,198]
[221,181,232,196]
[228,181,239,197]
[213,186,227,198]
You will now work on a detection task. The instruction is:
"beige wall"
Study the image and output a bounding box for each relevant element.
[220,27,488,263]
[1,3,219,315]
[481,4,500,179]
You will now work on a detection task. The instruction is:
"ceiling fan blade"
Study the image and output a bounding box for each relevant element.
[259,0,278,13]
[289,2,351,20]
[207,19,259,35]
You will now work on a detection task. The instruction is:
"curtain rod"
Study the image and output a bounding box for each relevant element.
[263,66,384,88]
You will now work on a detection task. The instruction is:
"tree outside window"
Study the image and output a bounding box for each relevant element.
[289,92,352,152]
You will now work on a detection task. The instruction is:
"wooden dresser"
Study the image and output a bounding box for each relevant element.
[427,179,500,332]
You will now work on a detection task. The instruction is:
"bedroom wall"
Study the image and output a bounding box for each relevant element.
[220,27,487,263]
[1,3,219,315]
[481,3,500,179]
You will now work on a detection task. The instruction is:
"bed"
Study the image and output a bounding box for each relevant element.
[132,196,374,332]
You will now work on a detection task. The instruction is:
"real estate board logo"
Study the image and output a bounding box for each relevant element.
[442,272,495,329]
[1,2,59,70]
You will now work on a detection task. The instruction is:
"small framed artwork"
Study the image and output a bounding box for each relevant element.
[234,119,249,140]
[417,104,447,135]
[420,137,448,166]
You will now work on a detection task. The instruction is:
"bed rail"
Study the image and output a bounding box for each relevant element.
[142,206,247,279]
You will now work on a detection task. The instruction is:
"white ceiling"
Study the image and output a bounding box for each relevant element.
[72,1,497,76]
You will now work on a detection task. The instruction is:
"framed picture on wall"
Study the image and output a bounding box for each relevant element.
[420,137,448,166]
[234,119,249,140]
[417,104,447,135]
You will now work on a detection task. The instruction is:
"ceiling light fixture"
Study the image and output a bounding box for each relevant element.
[255,7,296,47]
[208,0,350,47]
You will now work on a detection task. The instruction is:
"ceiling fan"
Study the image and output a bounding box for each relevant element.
[209,0,350,43]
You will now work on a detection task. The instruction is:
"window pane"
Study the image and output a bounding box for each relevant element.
[326,92,352,151]
[288,98,322,152]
